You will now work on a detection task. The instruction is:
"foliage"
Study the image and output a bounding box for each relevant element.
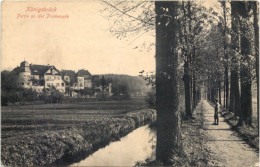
[1,71,65,105]
[78,87,94,96]
[38,90,64,103]
[139,70,155,86]
[101,1,155,50]
[145,87,156,109]
[94,74,149,97]
[1,71,38,105]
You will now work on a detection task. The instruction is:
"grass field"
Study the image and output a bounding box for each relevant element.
[1,98,147,137]
[1,98,156,166]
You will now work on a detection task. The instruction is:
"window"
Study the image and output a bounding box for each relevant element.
[56,83,60,87]
[21,82,24,85]
[62,83,64,87]
[47,83,50,87]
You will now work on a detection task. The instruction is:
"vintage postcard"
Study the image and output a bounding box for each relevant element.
[1,1,259,166]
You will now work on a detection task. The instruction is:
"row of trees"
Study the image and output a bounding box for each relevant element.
[103,1,259,165]
[229,2,258,127]
[203,2,258,127]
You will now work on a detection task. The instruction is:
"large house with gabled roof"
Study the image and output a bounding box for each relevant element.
[12,61,65,93]
[12,61,95,95]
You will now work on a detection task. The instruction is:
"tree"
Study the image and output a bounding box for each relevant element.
[253,1,259,132]
[100,75,107,92]
[235,2,254,125]
[230,1,241,117]
[221,1,229,109]
[1,70,22,105]
[181,1,192,118]
[155,2,181,164]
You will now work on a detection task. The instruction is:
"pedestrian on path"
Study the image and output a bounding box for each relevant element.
[214,99,220,125]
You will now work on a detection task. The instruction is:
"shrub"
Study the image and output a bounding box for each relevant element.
[145,87,156,109]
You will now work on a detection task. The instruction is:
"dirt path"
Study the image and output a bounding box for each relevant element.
[199,100,259,167]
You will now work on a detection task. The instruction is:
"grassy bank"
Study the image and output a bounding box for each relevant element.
[1,100,156,166]
[136,107,210,166]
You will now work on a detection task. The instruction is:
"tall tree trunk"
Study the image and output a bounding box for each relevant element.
[238,2,252,125]
[190,71,193,110]
[211,87,216,102]
[188,1,194,112]
[230,1,241,117]
[222,1,229,109]
[193,75,196,109]
[229,73,234,112]
[253,1,259,133]
[181,1,192,118]
[192,47,197,109]
[218,87,221,105]
[192,70,196,108]
[155,2,181,164]
[184,61,192,117]
[224,82,226,107]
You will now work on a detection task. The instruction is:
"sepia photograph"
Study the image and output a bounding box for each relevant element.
[1,0,259,166]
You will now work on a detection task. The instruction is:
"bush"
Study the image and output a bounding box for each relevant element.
[145,87,156,109]
[39,91,64,103]
[1,88,40,105]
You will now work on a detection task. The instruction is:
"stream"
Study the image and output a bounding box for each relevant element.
[71,124,156,166]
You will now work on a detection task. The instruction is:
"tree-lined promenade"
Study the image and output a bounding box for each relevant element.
[1,1,259,166]
[103,1,259,165]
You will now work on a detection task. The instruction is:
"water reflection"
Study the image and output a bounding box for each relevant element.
[71,125,156,166]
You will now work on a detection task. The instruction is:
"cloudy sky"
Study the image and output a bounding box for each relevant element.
[2,1,155,76]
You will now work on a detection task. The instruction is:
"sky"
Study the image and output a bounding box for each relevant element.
[1,0,222,76]
[1,1,155,76]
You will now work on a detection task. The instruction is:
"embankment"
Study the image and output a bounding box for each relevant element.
[1,109,156,166]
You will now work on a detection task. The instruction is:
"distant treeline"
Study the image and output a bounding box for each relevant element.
[96,74,151,97]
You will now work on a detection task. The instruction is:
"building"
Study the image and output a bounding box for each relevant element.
[60,70,76,86]
[12,61,65,93]
[75,69,92,90]
[12,61,97,96]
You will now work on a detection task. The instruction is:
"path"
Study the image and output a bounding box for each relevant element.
[199,100,259,167]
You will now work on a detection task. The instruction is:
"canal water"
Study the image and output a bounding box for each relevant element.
[71,125,156,166]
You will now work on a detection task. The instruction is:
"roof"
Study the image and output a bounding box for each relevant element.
[61,70,76,79]
[11,66,23,75]
[12,62,61,76]
[20,61,29,67]
[77,69,91,78]
[30,64,51,75]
